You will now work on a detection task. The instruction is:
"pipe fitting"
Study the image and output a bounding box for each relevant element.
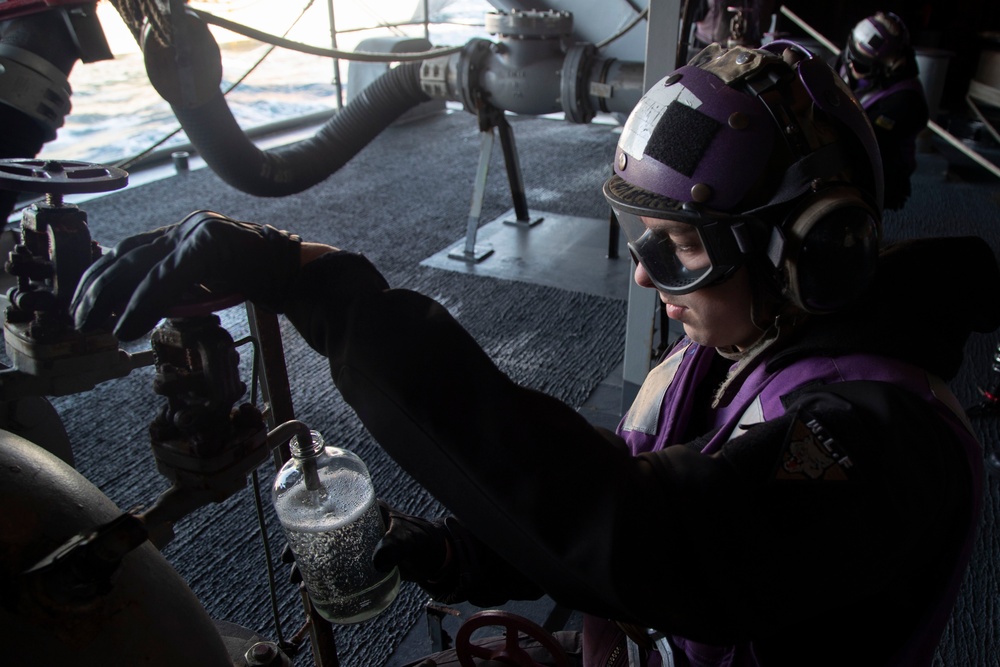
[480,10,571,115]
[0,44,71,140]
[420,38,493,112]
[421,26,569,116]
[421,11,571,116]
[484,8,573,40]
[420,10,644,122]
[245,641,283,666]
[480,43,565,115]
[582,56,646,119]
[561,43,597,123]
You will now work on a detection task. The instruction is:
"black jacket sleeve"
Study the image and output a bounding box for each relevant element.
[282,251,972,646]
[283,251,651,623]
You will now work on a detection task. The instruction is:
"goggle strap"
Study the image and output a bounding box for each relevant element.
[731,221,753,255]
[746,142,848,215]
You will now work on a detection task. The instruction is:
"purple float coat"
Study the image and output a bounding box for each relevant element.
[593,341,983,666]
[837,51,928,210]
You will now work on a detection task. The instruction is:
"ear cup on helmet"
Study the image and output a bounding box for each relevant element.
[781,186,881,314]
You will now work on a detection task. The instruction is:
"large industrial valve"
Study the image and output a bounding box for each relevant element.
[5,293,316,664]
[0,158,147,399]
[1,158,126,315]
[480,9,574,116]
[0,157,314,665]
[419,9,643,125]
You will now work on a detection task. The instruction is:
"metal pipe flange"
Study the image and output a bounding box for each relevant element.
[485,9,573,40]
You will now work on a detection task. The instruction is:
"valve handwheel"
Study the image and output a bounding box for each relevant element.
[455,610,570,667]
[0,158,128,195]
[0,158,247,321]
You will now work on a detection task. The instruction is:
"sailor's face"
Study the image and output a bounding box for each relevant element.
[634,217,761,351]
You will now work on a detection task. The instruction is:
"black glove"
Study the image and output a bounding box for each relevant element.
[71,210,301,341]
[373,500,453,585]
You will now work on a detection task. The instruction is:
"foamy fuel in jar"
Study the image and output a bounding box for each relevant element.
[273,431,400,624]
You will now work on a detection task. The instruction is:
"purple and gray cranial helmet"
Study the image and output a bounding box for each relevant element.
[845,12,911,80]
[604,41,884,312]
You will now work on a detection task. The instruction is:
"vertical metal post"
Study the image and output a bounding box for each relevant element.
[496,113,542,227]
[326,0,343,110]
[423,0,430,41]
[449,128,496,262]
[246,303,341,667]
[246,304,295,465]
[621,0,682,412]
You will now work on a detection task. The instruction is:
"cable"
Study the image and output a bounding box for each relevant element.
[115,2,471,171]
[12,3,472,214]
[188,7,466,62]
[238,332,293,652]
[115,1,318,171]
[595,7,648,49]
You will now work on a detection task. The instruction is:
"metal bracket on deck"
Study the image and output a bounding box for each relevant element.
[449,107,543,263]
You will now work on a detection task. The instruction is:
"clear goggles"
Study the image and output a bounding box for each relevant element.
[844,47,875,77]
[610,202,755,295]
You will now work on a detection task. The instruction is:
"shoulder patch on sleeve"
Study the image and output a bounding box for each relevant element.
[773,414,854,481]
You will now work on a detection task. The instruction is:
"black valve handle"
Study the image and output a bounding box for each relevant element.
[0,158,128,195]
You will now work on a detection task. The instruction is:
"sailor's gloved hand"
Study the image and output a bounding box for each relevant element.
[373,501,454,585]
[71,210,301,340]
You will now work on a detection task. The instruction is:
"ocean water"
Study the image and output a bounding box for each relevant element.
[38,0,494,167]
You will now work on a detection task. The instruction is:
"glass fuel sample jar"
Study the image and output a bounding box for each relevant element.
[272,430,400,623]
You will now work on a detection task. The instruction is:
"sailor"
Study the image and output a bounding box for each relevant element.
[71,42,999,666]
[837,11,930,210]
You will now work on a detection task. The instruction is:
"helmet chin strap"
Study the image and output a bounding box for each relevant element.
[747,254,800,332]
[741,142,852,273]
